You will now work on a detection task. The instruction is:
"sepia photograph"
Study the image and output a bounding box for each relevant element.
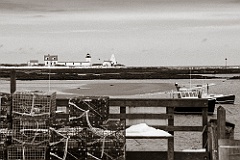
[1,0,240,159]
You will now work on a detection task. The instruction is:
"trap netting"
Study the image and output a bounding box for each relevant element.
[7,145,48,160]
[50,121,125,160]
[12,91,56,118]
[0,144,4,160]
[12,117,50,145]
[0,94,9,119]
[0,118,8,145]
[68,96,109,127]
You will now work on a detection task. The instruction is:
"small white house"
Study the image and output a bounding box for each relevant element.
[44,54,58,67]
[28,60,39,66]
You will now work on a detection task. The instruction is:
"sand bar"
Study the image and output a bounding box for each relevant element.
[61,82,176,98]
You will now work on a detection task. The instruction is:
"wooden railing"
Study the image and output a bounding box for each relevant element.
[56,97,212,160]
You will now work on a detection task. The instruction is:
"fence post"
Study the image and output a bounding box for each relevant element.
[120,106,126,160]
[217,106,226,160]
[167,107,174,160]
[10,70,16,94]
[217,106,226,139]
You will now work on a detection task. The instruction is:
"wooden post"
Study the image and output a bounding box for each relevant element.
[209,120,218,160]
[7,69,16,145]
[167,107,174,160]
[10,70,16,94]
[120,106,126,160]
[202,107,208,149]
[217,106,226,160]
[217,106,226,139]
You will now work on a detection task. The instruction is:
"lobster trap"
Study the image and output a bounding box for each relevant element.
[50,120,125,160]
[12,91,56,118]
[0,95,8,118]
[11,117,50,145]
[7,145,48,160]
[0,144,5,160]
[50,127,85,148]
[84,127,125,160]
[68,96,109,127]
[0,118,8,144]
[50,126,87,160]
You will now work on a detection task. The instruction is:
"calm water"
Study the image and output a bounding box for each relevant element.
[1,78,240,150]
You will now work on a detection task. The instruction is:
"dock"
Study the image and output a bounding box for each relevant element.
[0,70,239,160]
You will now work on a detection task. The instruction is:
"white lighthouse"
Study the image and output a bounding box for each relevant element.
[85,53,91,63]
[110,54,117,65]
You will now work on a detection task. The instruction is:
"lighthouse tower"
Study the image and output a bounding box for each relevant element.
[85,53,91,63]
[110,54,117,65]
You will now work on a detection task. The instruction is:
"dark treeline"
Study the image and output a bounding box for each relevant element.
[0,67,240,80]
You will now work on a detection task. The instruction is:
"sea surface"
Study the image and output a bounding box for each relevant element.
[1,77,240,151]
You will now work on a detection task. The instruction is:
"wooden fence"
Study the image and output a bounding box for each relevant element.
[56,97,212,160]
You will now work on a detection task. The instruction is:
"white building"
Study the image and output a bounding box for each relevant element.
[85,53,91,63]
[102,54,118,67]
[44,54,91,67]
[44,54,58,67]
[56,61,90,68]
[28,60,39,66]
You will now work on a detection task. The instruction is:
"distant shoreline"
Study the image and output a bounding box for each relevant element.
[1,67,240,80]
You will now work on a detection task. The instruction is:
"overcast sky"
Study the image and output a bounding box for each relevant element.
[1,0,240,66]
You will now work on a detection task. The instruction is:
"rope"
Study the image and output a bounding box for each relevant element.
[12,137,49,146]
[62,137,69,160]
[22,145,25,160]
[101,136,106,158]
[50,152,63,160]
[30,94,35,116]
[67,151,78,160]
[49,127,68,139]
[82,101,102,117]
[30,121,39,144]
[69,111,86,121]
[13,111,49,116]
[68,100,86,112]
[12,111,50,117]
[87,152,101,160]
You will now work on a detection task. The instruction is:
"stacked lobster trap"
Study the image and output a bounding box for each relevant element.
[0,117,7,160]
[68,96,109,127]
[50,96,125,160]
[0,94,9,160]
[0,93,9,145]
[7,91,56,160]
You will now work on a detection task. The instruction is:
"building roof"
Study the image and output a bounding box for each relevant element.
[85,53,91,58]
[29,60,38,63]
[44,54,58,61]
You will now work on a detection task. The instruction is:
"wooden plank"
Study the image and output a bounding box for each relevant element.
[219,139,240,160]
[126,151,209,160]
[109,98,209,108]
[57,98,210,108]
[109,113,169,119]
[126,136,173,139]
[166,126,203,132]
[121,125,203,132]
